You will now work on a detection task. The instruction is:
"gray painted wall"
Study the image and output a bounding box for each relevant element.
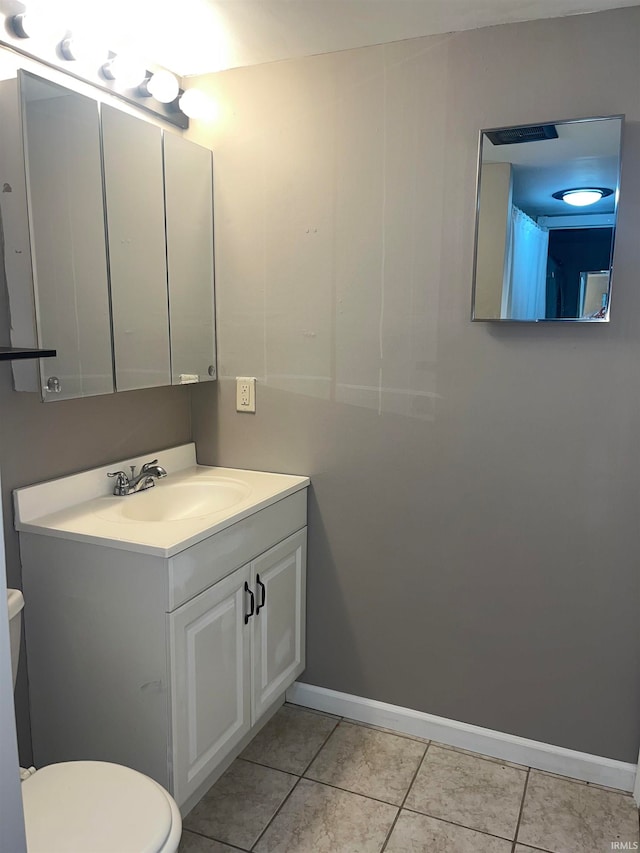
[191,7,640,762]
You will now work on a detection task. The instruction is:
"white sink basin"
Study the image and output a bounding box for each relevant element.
[13,444,310,557]
[98,479,251,523]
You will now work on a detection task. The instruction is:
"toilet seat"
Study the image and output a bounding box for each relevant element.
[21,761,181,853]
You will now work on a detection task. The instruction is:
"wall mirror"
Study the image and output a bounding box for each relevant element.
[471,115,623,322]
[21,72,114,399]
[0,58,216,400]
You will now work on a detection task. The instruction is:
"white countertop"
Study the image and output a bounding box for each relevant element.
[13,444,309,557]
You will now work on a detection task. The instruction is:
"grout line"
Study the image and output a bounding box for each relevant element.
[379,811,400,849]
[283,701,341,721]
[239,755,303,775]
[428,740,528,772]
[585,779,633,796]
[182,828,250,851]
[299,715,343,776]
[240,715,341,778]
[394,744,523,847]
[300,776,417,810]
[512,767,531,851]
[399,806,520,846]
[380,740,431,852]
[341,716,432,747]
[249,776,303,851]
[510,839,562,853]
[401,741,430,807]
[183,711,344,853]
[249,717,344,851]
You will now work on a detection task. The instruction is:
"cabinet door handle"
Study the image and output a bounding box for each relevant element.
[244,581,255,624]
[256,574,266,614]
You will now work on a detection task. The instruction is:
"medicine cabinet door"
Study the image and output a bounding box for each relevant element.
[164,132,217,385]
[20,71,113,400]
[102,105,171,391]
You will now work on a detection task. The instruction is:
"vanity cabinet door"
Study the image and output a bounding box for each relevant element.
[163,132,216,384]
[169,563,251,806]
[251,528,307,722]
[20,72,113,400]
[102,105,171,391]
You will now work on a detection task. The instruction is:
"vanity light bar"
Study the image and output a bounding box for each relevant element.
[4,10,212,129]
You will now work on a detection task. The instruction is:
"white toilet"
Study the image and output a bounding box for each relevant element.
[7,589,182,853]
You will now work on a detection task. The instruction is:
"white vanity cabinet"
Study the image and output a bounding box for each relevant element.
[17,458,308,813]
[170,529,306,805]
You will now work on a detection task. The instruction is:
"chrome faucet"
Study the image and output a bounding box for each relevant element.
[107,459,168,496]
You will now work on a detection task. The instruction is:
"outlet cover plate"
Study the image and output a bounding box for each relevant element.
[236,376,256,412]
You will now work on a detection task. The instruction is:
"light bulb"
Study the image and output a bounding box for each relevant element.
[561,189,604,207]
[145,71,180,104]
[61,35,109,65]
[10,13,30,37]
[102,55,147,89]
[552,187,613,208]
[10,12,58,40]
[178,89,213,120]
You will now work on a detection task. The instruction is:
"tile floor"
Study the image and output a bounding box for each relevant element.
[179,703,639,853]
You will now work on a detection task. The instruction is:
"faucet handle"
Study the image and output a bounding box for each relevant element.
[140,459,159,473]
[107,470,130,496]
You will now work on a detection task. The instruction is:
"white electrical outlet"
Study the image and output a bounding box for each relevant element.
[236,377,256,412]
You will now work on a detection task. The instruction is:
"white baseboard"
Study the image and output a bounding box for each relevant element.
[286,682,637,794]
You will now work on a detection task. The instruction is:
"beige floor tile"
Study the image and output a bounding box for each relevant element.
[254,778,397,853]
[183,759,296,849]
[179,830,244,852]
[241,704,339,774]
[517,769,640,853]
[404,744,527,839]
[385,810,513,853]
[305,720,426,805]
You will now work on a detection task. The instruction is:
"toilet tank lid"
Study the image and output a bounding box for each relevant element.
[7,589,24,620]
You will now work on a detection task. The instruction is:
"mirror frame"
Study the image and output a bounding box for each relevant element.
[470,114,624,324]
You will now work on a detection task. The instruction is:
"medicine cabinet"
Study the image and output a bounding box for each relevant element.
[2,67,216,401]
[471,115,623,322]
